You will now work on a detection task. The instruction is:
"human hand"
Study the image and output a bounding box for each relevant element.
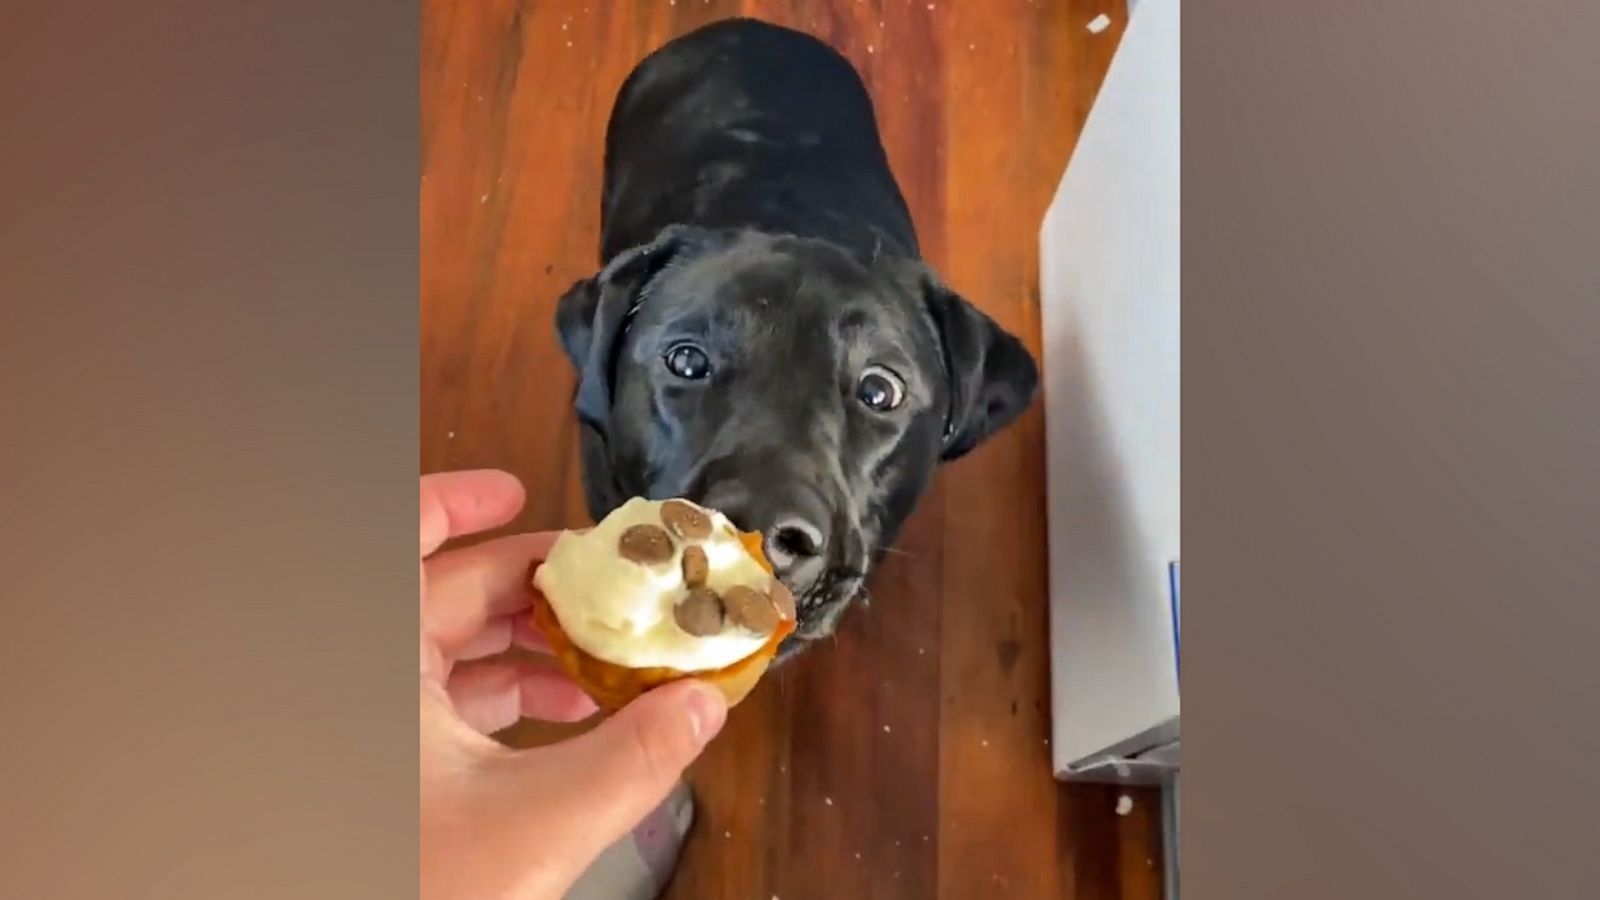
[420,470,728,900]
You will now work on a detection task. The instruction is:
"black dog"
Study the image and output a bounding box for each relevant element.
[555,19,1037,657]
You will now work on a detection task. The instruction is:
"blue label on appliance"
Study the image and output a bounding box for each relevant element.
[1169,560,1180,683]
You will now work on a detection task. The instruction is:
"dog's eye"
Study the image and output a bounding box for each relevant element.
[663,343,712,380]
[856,365,906,412]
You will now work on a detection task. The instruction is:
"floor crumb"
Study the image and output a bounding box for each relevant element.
[1116,795,1134,816]
[1087,14,1111,34]
[824,796,833,806]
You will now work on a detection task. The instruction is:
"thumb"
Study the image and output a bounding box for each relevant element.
[539,679,727,855]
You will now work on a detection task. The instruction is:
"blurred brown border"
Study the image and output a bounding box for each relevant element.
[0,2,418,897]
[1,1,1597,898]
[1185,2,1600,898]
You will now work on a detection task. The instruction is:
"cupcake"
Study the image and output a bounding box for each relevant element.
[530,497,796,709]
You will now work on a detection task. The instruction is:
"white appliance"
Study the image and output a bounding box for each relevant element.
[1040,0,1180,785]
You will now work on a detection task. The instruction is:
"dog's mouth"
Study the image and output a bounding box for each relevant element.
[771,565,869,663]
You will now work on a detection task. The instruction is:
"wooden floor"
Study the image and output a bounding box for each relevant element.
[422,1,1160,897]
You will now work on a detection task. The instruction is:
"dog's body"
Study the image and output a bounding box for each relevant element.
[598,18,919,267]
[556,19,1037,657]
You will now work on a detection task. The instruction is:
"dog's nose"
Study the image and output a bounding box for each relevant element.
[700,496,829,575]
[765,516,825,572]
[687,468,833,575]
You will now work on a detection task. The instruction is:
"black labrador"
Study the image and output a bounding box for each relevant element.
[555,18,1038,658]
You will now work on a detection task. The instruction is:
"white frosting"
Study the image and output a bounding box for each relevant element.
[533,497,775,671]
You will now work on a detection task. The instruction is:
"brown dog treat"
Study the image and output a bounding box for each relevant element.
[674,587,725,636]
[769,579,796,620]
[680,544,709,587]
[660,500,713,540]
[618,524,674,564]
[724,585,780,635]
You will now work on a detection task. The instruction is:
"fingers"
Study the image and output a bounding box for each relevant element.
[529,680,726,854]
[449,611,553,662]
[446,659,599,734]
[452,617,512,661]
[423,532,559,655]
[420,470,525,558]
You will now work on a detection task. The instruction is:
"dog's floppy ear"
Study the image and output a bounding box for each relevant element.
[555,226,695,431]
[925,280,1040,461]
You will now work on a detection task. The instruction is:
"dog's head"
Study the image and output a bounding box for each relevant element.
[556,225,1037,657]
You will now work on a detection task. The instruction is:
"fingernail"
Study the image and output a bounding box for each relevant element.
[683,681,727,745]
